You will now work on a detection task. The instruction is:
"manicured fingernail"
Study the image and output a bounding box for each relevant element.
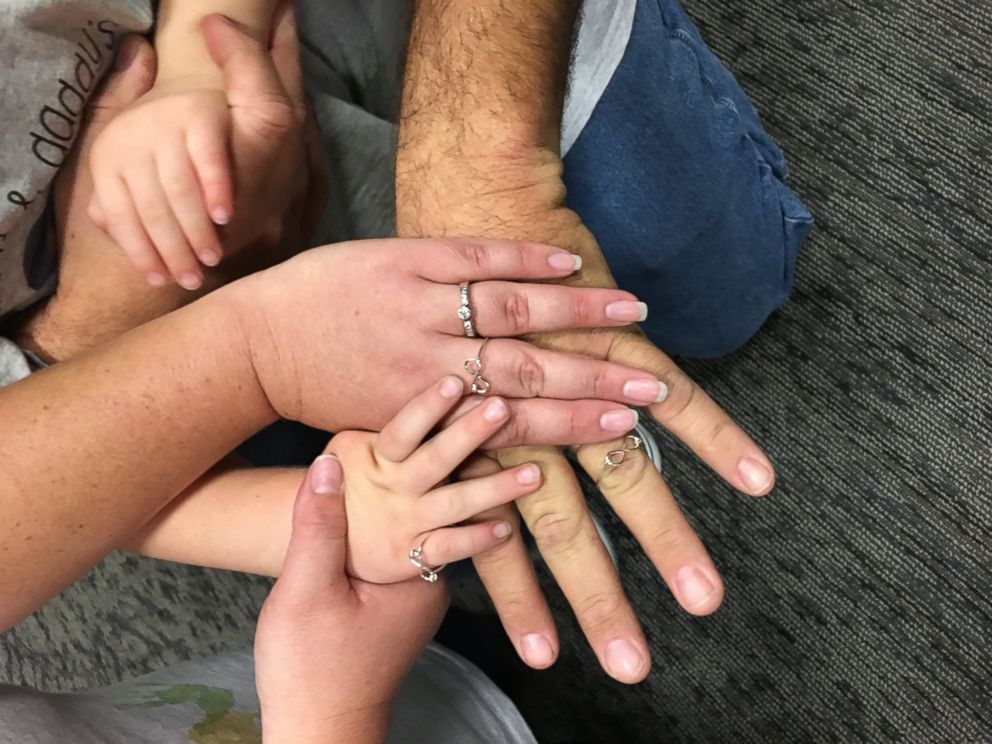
[605,301,648,322]
[516,464,541,485]
[604,639,646,682]
[178,273,202,291]
[520,634,555,668]
[548,252,583,271]
[310,455,341,494]
[211,208,231,225]
[493,522,512,539]
[147,272,166,287]
[439,376,464,399]
[483,397,509,423]
[199,249,221,267]
[623,379,668,404]
[600,408,638,432]
[674,565,718,610]
[738,457,774,495]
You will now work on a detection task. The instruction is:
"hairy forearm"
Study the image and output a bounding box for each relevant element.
[155,0,280,85]
[0,293,276,630]
[123,464,301,577]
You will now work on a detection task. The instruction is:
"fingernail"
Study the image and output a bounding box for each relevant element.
[520,634,555,668]
[178,273,203,291]
[516,464,541,486]
[439,376,464,399]
[605,301,648,322]
[199,250,221,267]
[738,457,774,495]
[493,522,512,539]
[600,408,638,433]
[483,397,509,423]
[548,252,583,272]
[211,208,231,225]
[623,379,668,404]
[113,37,139,71]
[146,272,166,287]
[310,455,341,494]
[674,565,718,610]
[604,639,646,682]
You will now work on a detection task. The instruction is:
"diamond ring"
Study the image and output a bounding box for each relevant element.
[458,282,476,338]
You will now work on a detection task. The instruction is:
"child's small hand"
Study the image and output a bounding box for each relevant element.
[325,376,544,585]
[88,82,233,290]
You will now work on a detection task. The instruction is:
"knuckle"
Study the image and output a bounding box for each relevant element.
[513,352,546,398]
[599,450,652,501]
[455,240,490,275]
[503,291,531,335]
[528,508,584,553]
[576,590,627,633]
[653,369,697,424]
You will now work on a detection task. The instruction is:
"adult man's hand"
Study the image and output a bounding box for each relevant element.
[396,0,776,684]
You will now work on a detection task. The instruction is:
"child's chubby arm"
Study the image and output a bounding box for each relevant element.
[87,1,284,291]
[124,377,544,583]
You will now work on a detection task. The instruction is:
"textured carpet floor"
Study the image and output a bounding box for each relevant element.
[2,1,989,743]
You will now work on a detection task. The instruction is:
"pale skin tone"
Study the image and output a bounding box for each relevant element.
[397,0,777,683]
[88,0,283,289]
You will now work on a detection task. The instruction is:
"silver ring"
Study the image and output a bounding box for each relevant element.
[458,282,476,338]
[409,541,446,584]
[464,338,492,395]
[602,434,643,473]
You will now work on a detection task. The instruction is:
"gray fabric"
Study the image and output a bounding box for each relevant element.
[0,644,536,743]
[0,1,152,318]
[0,339,31,387]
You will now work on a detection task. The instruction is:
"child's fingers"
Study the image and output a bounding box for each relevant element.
[374,376,466,463]
[417,463,542,529]
[127,165,204,290]
[403,396,512,489]
[415,521,514,568]
[92,174,169,286]
[158,146,224,267]
[187,126,234,226]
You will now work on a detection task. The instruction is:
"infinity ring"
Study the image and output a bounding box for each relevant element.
[464,338,492,395]
[458,282,476,338]
[409,541,447,584]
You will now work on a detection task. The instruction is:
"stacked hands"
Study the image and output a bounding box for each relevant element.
[31,1,778,735]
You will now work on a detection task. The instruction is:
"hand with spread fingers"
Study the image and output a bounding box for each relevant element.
[322,375,545,585]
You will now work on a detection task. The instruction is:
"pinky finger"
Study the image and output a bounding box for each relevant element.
[417,521,514,567]
[93,176,169,286]
[187,127,233,225]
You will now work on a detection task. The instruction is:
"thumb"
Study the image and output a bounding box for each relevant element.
[202,14,290,113]
[88,35,156,119]
[275,456,352,600]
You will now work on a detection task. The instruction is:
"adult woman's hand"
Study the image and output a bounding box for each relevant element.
[255,456,445,744]
[227,237,671,441]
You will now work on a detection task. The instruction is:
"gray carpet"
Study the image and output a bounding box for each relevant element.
[2,1,990,742]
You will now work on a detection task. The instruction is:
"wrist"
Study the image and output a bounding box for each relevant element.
[262,702,389,744]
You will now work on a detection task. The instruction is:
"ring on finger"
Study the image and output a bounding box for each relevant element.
[464,338,492,395]
[458,282,477,338]
[409,540,447,584]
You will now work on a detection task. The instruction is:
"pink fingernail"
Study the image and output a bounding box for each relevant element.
[605,301,648,322]
[178,273,203,291]
[493,521,512,539]
[738,457,774,495]
[147,272,166,287]
[212,208,231,225]
[604,639,646,682]
[623,379,668,404]
[199,249,221,267]
[674,565,718,610]
[600,408,638,433]
[520,634,555,668]
[483,397,509,423]
[548,252,583,272]
[516,464,541,485]
[310,455,341,494]
[439,376,464,399]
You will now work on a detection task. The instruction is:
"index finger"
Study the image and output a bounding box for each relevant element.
[404,238,582,283]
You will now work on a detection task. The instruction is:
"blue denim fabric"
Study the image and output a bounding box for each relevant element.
[564,0,813,358]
